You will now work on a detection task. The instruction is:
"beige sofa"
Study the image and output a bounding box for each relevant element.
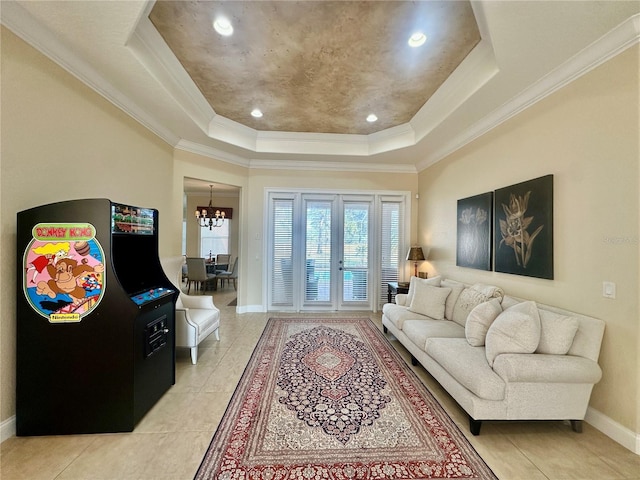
[382,276,605,435]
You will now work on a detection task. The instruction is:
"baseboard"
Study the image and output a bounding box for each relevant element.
[586,406,640,454]
[1,416,16,443]
[235,304,266,314]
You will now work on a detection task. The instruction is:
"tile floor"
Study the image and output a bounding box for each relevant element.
[2,288,639,480]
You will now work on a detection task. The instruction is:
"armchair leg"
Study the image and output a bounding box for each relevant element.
[190,347,198,365]
[214,328,220,341]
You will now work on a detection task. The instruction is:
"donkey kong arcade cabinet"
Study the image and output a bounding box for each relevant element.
[16,199,177,435]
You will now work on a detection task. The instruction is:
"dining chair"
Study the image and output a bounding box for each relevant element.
[185,257,218,293]
[218,257,238,290]
[215,253,231,273]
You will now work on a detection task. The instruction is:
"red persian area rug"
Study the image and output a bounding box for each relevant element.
[195,318,497,480]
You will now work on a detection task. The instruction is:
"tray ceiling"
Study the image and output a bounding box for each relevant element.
[149,1,480,135]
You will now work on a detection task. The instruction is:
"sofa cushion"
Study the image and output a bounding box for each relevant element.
[485,301,541,367]
[406,275,441,306]
[465,298,503,346]
[383,304,426,330]
[402,319,465,350]
[536,309,579,355]
[441,279,465,321]
[451,283,504,327]
[425,338,506,401]
[408,283,451,320]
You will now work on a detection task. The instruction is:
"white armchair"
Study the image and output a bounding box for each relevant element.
[161,256,220,364]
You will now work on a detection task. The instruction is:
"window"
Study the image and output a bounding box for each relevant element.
[200,221,230,259]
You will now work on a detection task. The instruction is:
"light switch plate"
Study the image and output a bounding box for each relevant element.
[603,281,616,299]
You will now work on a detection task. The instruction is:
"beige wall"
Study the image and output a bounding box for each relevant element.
[0,29,174,422]
[417,46,639,433]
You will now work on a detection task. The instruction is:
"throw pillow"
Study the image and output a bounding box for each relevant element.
[465,298,503,347]
[536,309,579,355]
[451,283,504,327]
[408,284,452,320]
[441,279,465,321]
[485,301,541,367]
[406,275,441,306]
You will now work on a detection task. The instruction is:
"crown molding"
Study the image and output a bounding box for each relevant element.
[175,139,417,173]
[416,13,640,172]
[0,1,180,147]
[253,123,418,157]
[367,124,416,155]
[128,17,215,134]
[209,115,259,151]
[256,130,370,156]
[248,159,417,174]
[410,39,498,144]
[176,139,416,173]
[175,140,252,168]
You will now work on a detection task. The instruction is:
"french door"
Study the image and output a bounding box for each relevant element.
[268,193,371,311]
[302,194,371,310]
[267,191,406,312]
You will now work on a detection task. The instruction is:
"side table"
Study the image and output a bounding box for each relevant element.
[387,281,410,304]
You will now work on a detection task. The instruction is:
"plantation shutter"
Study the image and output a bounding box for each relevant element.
[379,199,404,308]
[270,197,294,307]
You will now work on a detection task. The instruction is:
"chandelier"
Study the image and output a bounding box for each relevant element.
[195,185,226,229]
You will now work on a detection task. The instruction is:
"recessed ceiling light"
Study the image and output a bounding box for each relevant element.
[366,114,378,123]
[213,17,233,36]
[251,109,263,118]
[408,32,426,47]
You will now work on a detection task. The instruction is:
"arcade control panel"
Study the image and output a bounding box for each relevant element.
[130,287,174,306]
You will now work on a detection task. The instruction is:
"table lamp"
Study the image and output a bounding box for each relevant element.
[406,246,426,277]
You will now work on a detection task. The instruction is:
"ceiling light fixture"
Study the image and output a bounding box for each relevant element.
[366,114,378,123]
[213,17,233,36]
[195,185,226,229]
[251,108,263,118]
[408,32,426,47]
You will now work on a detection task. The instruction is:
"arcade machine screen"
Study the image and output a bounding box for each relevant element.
[110,204,173,305]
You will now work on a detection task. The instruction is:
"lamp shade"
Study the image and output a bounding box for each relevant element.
[406,246,426,261]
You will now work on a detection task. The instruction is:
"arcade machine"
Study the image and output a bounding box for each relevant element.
[16,199,177,435]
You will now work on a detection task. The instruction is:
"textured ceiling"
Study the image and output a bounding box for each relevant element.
[149,1,480,135]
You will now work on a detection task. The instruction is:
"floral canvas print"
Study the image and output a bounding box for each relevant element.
[494,175,553,279]
[456,192,493,271]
